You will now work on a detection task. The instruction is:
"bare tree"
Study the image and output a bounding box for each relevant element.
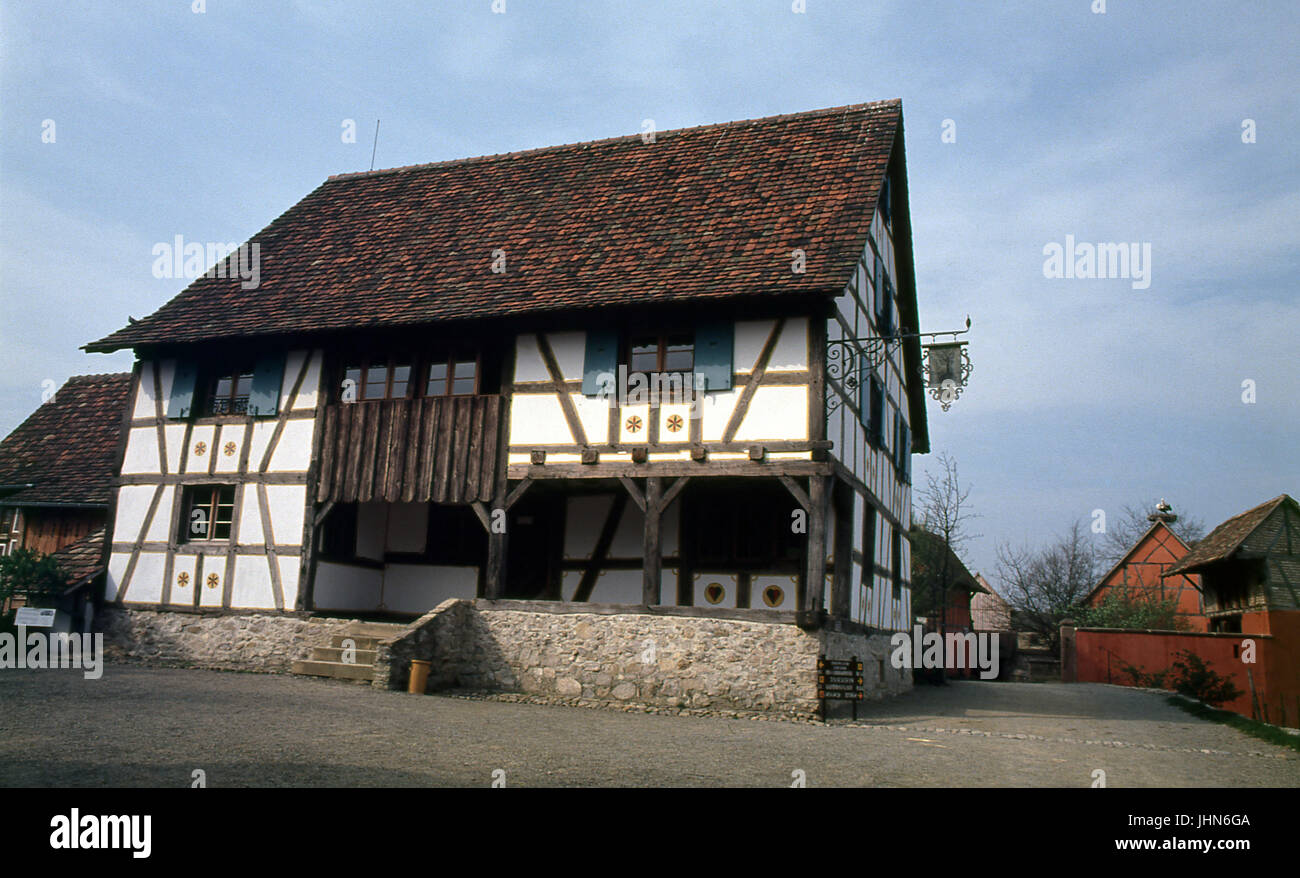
[912,452,979,681]
[996,519,1099,654]
[1099,498,1207,566]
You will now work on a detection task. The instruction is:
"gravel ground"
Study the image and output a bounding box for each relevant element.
[1,665,1296,787]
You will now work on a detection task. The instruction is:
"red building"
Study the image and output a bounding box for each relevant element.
[1083,503,1206,631]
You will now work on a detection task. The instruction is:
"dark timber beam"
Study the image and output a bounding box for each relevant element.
[642,476,663,606]
[804,475,829,614]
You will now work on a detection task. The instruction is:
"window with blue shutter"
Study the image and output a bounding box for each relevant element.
[864,376,884,446]
[582,329,619,397]
[166,360,198,419]
[693,322,733,392]
[246,353,285,417]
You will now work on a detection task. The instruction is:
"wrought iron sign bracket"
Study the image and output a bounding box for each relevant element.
[825,317,973,414]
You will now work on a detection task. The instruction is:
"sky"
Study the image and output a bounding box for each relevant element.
[1,0,1296,584]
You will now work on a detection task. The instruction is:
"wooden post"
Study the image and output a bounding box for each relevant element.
[642,477,663,606]
[485,525,508,599]
[804,475,828,614]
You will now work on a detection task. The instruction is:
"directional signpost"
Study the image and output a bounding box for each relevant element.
[817,655,864,720]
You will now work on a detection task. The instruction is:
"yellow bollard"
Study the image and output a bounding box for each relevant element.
[407,660,431,694]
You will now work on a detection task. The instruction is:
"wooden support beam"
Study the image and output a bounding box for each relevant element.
[778,474,812,513]
[470,500,492,533]
[503,477,534,511]
[659,476,691,511]
[313,500,337,528]
[642,476,663,606]
[619,476,646,512]
[804,475,829,614]
[485,529,508,600]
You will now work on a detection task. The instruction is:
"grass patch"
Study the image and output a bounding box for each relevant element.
[1168,696,1300,753]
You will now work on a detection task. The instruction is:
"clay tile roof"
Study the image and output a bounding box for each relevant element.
[1165,495,1297,576]
[50,527,107,588]
[85,100,903,352]
[0,374,132,507]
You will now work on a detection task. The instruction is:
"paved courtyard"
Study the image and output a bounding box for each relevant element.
[1,665,1297,787]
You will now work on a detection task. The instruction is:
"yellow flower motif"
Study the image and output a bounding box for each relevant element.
[194,442,206,456]
[206,573,219,590]
[666,414,684,432]
[625,415,642,433]
[223,441,237,457]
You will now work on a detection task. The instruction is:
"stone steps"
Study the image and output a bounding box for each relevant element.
[292,620,410,684]
[290,659,374,682]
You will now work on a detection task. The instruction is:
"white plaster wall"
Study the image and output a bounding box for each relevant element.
[731,386,807,441]
[170,554,197,606]
[382,564,478,613]
[132,362,157,419]
[125,552,166,604]
[513,335,548,383]
[268,419,313,472]
[734,320,774,375]
[572,394,610,444]
[766,316,808,371]
[509,394,575,445]
[266,485,306,546]
[232,556,276,609]
[120,427,160,474]
[547,332,585,381]
[113,485,158,542]
[144,488,177,544]
[315,561,382,611]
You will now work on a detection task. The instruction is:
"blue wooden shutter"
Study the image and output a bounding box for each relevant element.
[582,329,619,396]
[247,353,285,417]
[167,361,198,419]
[694,322,733,391]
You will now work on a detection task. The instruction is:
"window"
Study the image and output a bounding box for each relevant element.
[891,527,903,599]
[206,365,255,415]
[860,508,876,588]
[425,351,478,397]
[0,507,18,555]
[343,358,413,401]
[895,414,911,483]
[880,177,892,228]
[180,485,235,542]
[627,332,694,401]
[876,272,893,336]
[340,350,481,402]
[866,377,885,447]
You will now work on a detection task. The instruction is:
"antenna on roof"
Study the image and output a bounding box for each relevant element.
[369,119,380,171]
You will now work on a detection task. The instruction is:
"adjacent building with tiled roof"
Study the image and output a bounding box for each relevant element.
[85,100,946,707]
[1083,505,1206,631]
[0,373,132,559]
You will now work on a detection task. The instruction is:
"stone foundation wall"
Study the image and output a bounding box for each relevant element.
[99,608,356,673]
[379,601,910,716]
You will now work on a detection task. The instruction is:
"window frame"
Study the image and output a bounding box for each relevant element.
[891,527,903,599]
[179,484,236,543]
[423,349,481,399]
[622,330,696,402]
[203,362,257,417]
[338,349,483,403]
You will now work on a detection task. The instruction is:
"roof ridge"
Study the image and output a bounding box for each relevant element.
[63,372,133,383]
[326,99,902,183]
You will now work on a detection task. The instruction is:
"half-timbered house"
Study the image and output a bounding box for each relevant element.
[85,101,937,704]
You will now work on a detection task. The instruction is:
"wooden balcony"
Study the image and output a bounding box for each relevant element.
[315,395,504,505]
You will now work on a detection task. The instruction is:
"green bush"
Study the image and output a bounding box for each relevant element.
[0,548,66,604]
[1076,591,1185,631]
[1168,649,1242,707]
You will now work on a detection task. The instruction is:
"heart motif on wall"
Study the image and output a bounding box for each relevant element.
[704,583,725,605]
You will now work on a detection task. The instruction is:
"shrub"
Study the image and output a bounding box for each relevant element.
[1167,650,1242,707]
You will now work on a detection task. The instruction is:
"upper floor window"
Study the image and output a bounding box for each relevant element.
[861,508,877,588]
[344,358,412,402]
[626,332,694,402]
[207,365,255,415]
[425,351,478,397]
[340,348,485,403]
[180,485,235,542]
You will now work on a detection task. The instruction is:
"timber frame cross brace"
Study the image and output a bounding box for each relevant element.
[618,475,691,606]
